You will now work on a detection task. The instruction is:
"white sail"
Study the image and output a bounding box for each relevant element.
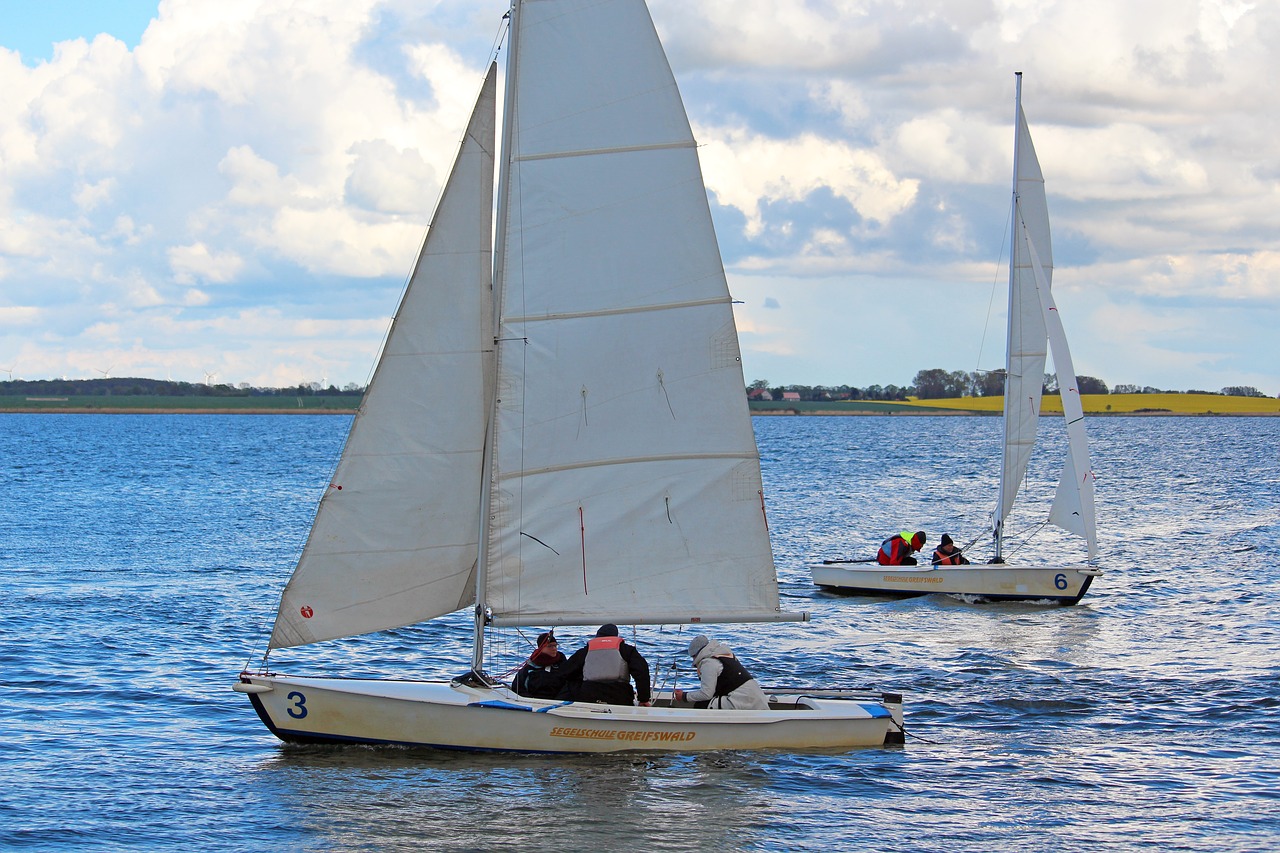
[484,0,787,627]
[269,65,498,649]
[1019,217,1098,559]
[997,100,1051,530]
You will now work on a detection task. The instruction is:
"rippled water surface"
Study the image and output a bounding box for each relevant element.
[3,413,1278,851]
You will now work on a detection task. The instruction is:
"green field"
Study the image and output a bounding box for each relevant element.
[0,394,360,413]
[752,393,1280,416]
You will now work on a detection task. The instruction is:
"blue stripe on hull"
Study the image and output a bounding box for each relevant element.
[816,573,1093,606]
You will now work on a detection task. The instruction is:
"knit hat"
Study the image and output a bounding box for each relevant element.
[911,531,927,548]
[687,635,710,658]
[536,631,558,646]
[596,623,619,637]
[939,534,954,547]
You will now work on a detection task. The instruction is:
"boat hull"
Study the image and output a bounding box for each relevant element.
[234,675,903,753]
[812,562,1100,605]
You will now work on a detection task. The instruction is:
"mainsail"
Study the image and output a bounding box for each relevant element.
[997,97,1052,535]
[269,65,498,649]
[484,0,786,627]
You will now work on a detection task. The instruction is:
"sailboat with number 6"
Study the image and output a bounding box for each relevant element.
[234,0,903,752]
[812,74,1101,605]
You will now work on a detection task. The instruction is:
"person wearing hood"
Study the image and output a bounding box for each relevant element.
[877,530,926,565]
[555,624,652,706]
[511,631,567,699]
[931,534,970,566]
[672,635,770,711]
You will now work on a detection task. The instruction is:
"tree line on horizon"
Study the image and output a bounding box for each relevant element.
[0,377,364,398]
[748,370,1275,402]
[1,373,1272,402]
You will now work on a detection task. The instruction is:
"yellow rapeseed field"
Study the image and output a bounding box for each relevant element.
[906,393,1280,415]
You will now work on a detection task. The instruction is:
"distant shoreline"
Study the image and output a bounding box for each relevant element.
[2,406,1276,417]
[0,407,356,415]
[750,408,1279,417]
[2,391,1276,416]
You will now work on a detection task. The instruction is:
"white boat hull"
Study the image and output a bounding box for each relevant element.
[812,562,1101,605]
[235,674,903,753]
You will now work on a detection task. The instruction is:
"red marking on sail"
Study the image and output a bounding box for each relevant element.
[579,506,588,595]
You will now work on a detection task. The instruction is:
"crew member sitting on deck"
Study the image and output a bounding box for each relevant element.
[511,631,567,699]
[673,635,770,710]
[556,624,652,706]
[932,534,970,566]
[878,530,926,565]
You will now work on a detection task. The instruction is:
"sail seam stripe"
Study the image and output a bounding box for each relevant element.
[515,140,695,163]
[500,452,755,480]
[506,295,729,325]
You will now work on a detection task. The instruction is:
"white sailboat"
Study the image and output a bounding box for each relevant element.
[813,74,1102,605]
[235,0,903,752]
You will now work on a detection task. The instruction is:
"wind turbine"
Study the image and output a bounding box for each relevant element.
[95,365,113,379]
[0,364,13,380]
[204,370,218,386]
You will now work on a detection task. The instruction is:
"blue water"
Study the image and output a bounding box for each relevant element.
[3,413,1278,851]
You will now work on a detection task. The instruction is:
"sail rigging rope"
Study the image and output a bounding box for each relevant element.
[975,202,1014,379]
[997,519,1052,561]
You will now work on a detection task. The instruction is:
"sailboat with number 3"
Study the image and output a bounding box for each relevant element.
[812,74,1101,605]
[234,0,903,752]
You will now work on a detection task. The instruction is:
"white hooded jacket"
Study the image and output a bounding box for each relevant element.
[684,640,770,710]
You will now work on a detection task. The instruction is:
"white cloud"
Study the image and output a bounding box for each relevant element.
[0,0,1277,394]
[168,242,244,284]
[344,140,437,215]
[698,124,919,236]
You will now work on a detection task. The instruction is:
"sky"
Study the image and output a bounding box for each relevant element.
[1,0,1277,395]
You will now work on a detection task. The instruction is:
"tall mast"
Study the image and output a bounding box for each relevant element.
[994,71,1023,563]
[472,0,520,674]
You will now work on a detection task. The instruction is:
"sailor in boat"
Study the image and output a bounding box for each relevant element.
[555,624,653,707]
[510,631,567,699]
[931,534,970,566]
[877,531,927,565]
[673,635,770,710]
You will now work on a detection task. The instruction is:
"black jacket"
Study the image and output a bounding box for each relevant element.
[555,639,651,705]
[511,651,567,699]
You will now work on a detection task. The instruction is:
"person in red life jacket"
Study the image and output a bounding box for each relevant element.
[932,534,970,566]
[555,624,652,706]
[877,530,926,565]
[511,631,567,699]
[673,635,769,710]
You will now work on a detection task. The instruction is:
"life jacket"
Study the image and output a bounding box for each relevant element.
[933,547,963,565]
[709,654,753,698]
[878,535,907,565]
[582,636,628,683]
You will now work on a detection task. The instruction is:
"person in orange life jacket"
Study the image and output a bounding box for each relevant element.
[932,534,970,566]
[673,635,769,710]
[877,530,926,565]
[555,624,652,706]
[511,631,567,699]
